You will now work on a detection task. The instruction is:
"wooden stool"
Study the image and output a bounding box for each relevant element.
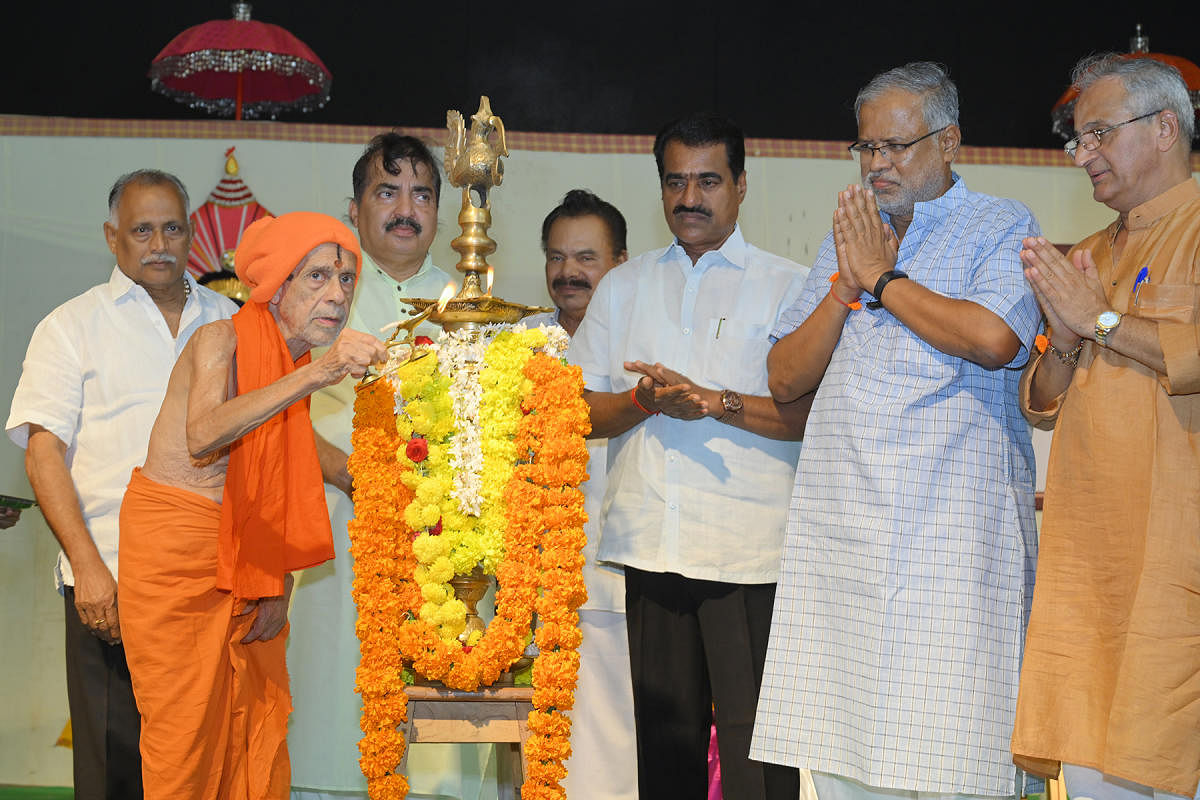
[400,685,534,800]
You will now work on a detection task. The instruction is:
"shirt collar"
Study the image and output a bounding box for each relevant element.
[660,224,748,270]
[886,171,964,228]
[362,249,436,290]
[106,265,198,305]
[1125,178,1200,231]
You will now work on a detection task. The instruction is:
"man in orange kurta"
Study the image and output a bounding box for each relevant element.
[1010,55,1200,799]
[118,212,387,800]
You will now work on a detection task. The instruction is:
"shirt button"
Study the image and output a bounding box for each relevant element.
[668,454,677,462]
[668,502,678,510]
[683,327,691,335]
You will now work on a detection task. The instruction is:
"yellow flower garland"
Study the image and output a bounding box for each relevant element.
[349,327,590,800]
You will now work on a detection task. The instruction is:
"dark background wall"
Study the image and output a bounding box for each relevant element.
[8,2,1194,148]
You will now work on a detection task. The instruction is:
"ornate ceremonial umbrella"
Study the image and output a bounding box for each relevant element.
[1051,25,1200,140]
[149,2,331,120]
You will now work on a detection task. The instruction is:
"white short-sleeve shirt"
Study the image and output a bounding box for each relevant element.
[568,226,809,584]
[6,267,238,589]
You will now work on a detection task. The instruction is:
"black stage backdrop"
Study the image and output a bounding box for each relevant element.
[8,1,1194,149]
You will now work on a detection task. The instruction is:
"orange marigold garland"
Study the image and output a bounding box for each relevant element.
[349,328,590,800]
[521,352,590,800]
[348,377,413,800]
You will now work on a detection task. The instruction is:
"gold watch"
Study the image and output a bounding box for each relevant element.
[717,389,743,421]
[1094,310,1122,348]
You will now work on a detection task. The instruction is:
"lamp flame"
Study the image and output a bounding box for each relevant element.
[437,283,456,313]
[486,267,494,296]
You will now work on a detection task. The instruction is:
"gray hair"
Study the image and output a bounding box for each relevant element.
[1071,53,1195,147]
[854,62,960,131]
[107,169,190,225]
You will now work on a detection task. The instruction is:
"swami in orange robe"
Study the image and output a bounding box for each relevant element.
[119,212,363,799]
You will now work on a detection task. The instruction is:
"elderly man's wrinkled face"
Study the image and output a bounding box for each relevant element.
[1071,76,1165,213]
[349,155,438,271]
[104,182,192,293]
[544,214,627,319]
[660,141,746,255]
[273,243,359,350]
[856,89,956,218]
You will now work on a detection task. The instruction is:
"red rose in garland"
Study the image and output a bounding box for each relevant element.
[406,436,429,463]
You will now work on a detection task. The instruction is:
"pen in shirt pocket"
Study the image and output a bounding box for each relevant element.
[1132,267,1150,306]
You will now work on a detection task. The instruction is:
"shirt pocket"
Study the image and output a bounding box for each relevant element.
[703,317,772,394]
[1134,283,1198,325]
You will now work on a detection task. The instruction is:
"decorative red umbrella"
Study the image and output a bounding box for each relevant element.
[187,147,271,288]
[1051,25,1200,140]
[149,2,331,120]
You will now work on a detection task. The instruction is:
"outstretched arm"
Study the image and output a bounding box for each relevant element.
[627,361,811,441]
[186,322,387,459]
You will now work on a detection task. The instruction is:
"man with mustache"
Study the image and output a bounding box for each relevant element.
[287,133,477,800]
[569,113,811,799]
[752,62,1041,800]
[6,169,238,799]
[1011,55,1200,800]
[527,189,636,799]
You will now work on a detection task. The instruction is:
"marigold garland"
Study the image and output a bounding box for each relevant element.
[348,325,589,800]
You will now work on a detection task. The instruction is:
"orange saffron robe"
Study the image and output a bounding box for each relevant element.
[1011,179,1200,796]
[119,468,291,800]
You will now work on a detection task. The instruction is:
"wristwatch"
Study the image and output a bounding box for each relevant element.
[1094,310,1122,348]
[866,270,909,309]
[717,389,743,421]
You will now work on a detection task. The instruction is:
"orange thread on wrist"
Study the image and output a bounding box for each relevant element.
[828,273,863,310]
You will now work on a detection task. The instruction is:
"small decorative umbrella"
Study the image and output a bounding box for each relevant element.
[187,146,270,302]
[1051,25,1200,140]
[149,2,331,120]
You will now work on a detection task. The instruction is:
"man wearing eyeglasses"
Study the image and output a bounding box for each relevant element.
[751,62,1042,800]
[1011,55,1200,800]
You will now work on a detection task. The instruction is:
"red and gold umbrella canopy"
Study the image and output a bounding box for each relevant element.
[1051,25,1200,140]
[149,2,331,120]
[187,147,271,292]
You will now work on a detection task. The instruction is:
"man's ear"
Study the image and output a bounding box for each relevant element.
[736,170,748,202]
[103,221,118,256]
[940,125,962,163]
[616,249,629,266]
[348,199,359,228]
[1155,109,1181,152]
[270,283,286,306]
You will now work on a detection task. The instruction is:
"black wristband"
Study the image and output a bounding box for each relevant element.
[866,270,908,309]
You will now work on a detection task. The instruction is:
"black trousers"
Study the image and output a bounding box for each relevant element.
[63,586,143,800]
[624,567,799,799]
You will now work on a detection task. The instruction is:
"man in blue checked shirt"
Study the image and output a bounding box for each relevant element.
[750,62,1041,800]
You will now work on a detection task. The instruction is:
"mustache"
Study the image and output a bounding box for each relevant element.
[551,277,592,291]
[141,253,178,265]
[385,215,423,235]
[673,204,712,218]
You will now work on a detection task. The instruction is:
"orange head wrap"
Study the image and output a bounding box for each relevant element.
[234,211,362,303]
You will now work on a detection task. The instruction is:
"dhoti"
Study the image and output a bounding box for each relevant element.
[119,468,291,800]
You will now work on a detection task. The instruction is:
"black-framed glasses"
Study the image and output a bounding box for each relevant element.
[1064,110,1162,157]
[848,126,949,162]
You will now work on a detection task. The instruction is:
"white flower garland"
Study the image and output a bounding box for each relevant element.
[382,322,572,518]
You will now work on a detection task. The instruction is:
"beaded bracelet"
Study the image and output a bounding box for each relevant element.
[1047,340,1083,367]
